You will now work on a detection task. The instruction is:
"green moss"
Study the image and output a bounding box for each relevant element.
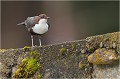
[79,62,87,69]
[23,46,31,51]
[24,46,30,49]
[37,74,43,78]
[30,51,40,59]
[71,43,77,50]
[59,48,67,55]
[13,51,42,78]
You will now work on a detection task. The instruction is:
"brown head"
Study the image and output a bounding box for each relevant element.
[39,14,50,19]
[33,14,50,24]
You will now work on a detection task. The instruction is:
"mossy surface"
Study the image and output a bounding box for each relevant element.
[71,43,77,50]
[23,46,31,51]
[88,48,118,64]
[0,49,7,52]
[59,48,67,55]
[0,32,119,78]
[13,51,42,78]
[79,62,87,69]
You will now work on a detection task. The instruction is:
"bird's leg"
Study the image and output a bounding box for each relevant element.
[38,36,41,46]
[31,35,34,47]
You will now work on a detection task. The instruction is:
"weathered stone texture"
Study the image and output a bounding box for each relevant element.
[88,48,118,64]
[0,32,119,78]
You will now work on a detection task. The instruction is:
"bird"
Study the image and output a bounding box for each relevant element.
[17,14,50,47]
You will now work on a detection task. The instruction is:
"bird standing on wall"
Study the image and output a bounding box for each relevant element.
[17,14,50,47]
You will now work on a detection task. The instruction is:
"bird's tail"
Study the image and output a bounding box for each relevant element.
[17,21,25,25]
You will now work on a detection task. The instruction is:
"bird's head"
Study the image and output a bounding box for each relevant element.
[38,14,50,24]
[39,14,50,19]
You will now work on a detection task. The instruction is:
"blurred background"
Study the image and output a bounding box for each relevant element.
[1,1,119,49]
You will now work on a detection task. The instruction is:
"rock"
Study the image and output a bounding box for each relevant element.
[0,32,119,78]
[11,67,17,76]
[0,62,12,78]
[88,48,118,64]
[92,60,119,78]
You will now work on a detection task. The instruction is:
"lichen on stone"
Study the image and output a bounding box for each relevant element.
[79,62,87,69]
[88,48,118,64]
[71,43,77,50]
[23,46,31,51]
[59,48,67,55]
[0,32,119,78]
[0,49,7,52]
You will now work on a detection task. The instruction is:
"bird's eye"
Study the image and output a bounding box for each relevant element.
[41,16,44,18]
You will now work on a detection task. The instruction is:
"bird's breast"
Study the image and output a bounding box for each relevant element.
[32,23,48,34]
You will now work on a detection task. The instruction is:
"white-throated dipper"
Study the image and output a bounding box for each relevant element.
[17,14,50,47]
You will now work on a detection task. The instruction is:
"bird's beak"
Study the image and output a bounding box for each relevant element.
[46,17,50,19]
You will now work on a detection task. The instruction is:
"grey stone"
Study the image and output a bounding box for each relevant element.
[0,32,119,78]
[0,62,12,78]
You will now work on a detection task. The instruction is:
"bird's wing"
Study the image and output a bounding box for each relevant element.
[25,17,35,28]
[25,16,40,29]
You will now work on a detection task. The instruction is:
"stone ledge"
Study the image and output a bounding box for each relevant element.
[0,32,119,78]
